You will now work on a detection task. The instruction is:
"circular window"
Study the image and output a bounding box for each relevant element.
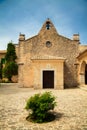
[46,41,52,48]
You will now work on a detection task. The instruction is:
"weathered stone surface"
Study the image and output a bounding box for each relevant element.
[18,19,80,88]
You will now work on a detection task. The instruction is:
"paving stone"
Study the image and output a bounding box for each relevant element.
[0,85,87,130]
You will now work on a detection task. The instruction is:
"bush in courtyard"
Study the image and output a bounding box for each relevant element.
[25,92,56,123]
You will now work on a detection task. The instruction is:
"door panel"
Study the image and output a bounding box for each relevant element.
[43,71,54,88]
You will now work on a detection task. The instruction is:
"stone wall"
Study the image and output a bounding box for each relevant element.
[18,19,80,88]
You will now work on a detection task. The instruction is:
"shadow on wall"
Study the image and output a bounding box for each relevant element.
[64,63,78,89]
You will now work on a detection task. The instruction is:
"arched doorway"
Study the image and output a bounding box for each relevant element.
[85,65,87,84]
[80,61,86,84]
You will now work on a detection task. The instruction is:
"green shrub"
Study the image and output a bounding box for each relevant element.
[25,92,56,123]
[3,62,18,81]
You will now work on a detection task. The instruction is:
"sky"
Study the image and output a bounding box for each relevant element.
[0,0,87,50]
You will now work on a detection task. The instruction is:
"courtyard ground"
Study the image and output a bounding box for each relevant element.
[0,84,87,130]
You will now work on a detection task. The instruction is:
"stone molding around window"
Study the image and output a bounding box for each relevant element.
[46,41,52,48]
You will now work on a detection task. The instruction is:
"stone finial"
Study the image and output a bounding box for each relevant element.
[73,34,80,41]
[19,33,25,41]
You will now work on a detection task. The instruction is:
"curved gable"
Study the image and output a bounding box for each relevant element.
[38,18,58,36]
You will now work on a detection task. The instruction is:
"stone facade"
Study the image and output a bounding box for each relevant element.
[0,19,87,89]
[18,19,80,89]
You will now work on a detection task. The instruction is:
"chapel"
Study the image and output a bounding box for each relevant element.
[0,19,87,89]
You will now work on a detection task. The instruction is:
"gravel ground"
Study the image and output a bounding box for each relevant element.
[0,84,87,130]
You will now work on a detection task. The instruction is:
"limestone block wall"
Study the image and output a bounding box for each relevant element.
[30,36,79,87]
[18,35,79,88]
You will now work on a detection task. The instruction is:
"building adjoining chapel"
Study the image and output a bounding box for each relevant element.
[0,19,87,89]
